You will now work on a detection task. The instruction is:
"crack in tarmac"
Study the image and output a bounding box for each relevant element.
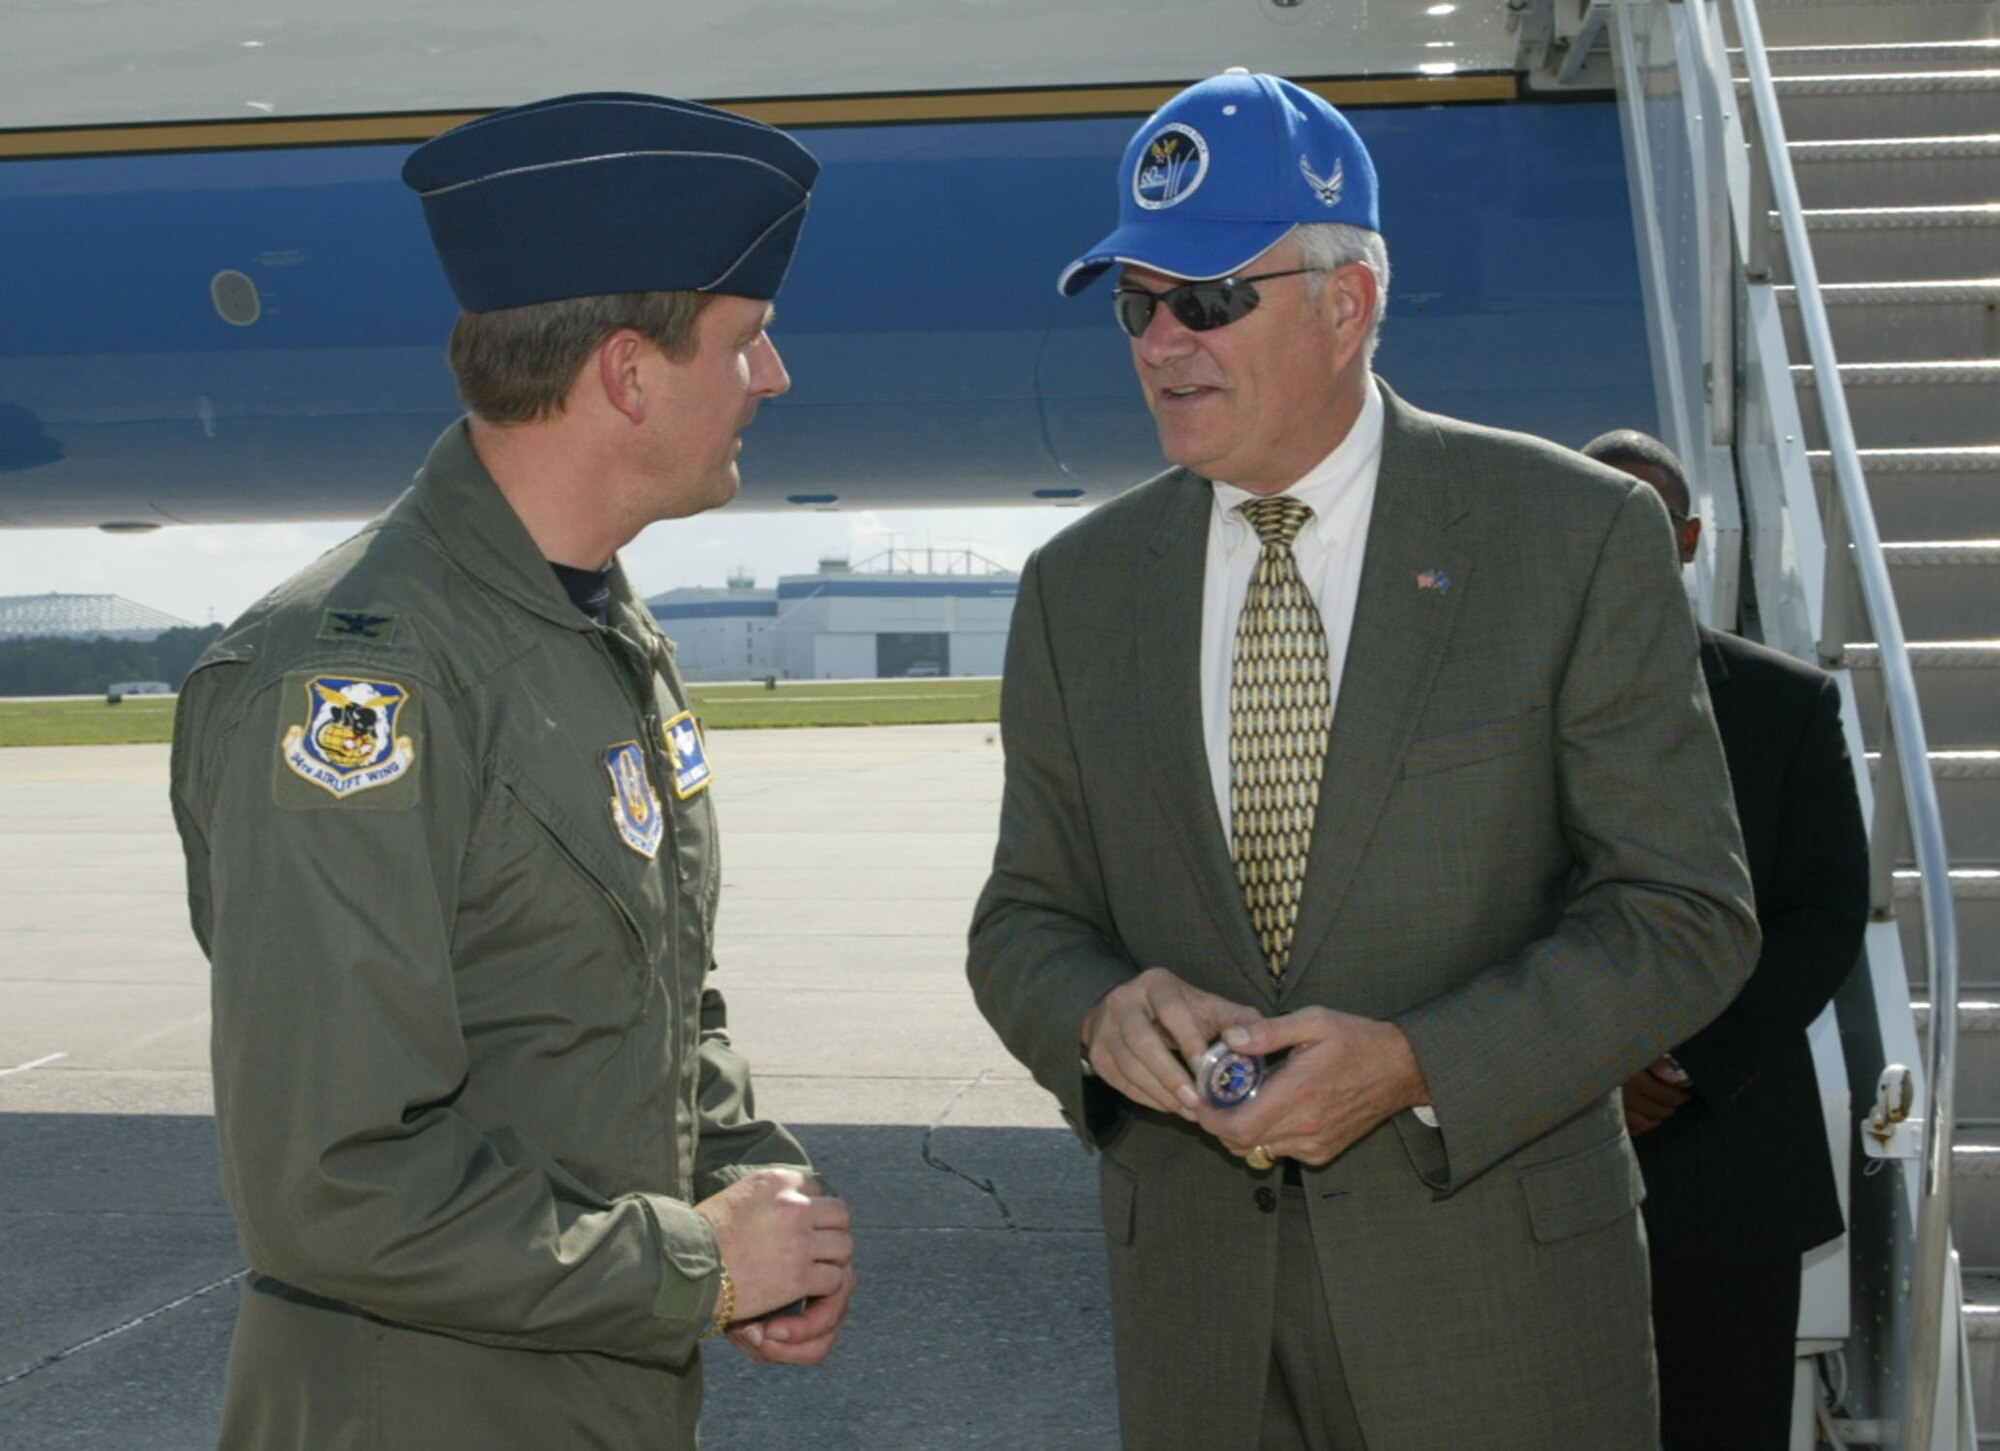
[919,1070,1017,1231]
[0,1267,247,1391]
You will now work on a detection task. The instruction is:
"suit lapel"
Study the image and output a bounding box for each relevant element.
[1283,390,1474,996]
[1134,473,1278,1004]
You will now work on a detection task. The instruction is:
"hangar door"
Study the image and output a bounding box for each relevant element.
[877,633,948,678]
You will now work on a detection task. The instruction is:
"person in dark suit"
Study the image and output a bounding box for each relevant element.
[1583,429,1869,1449]
[966,72,1760,1451]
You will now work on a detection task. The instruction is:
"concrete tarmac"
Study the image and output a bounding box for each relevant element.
[0,726,1119,1450]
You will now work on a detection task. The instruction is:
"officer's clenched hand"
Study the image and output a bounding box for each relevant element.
[1081,967,1264,1121]
[727,1262,859,1365]
[695,1168,854,1352]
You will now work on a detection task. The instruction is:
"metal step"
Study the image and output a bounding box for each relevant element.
[1916,1001,2000,1122]
[1897,870,2000,990]
[1953,1129,2000,1277]
[1966,1269,2000,1441]
[1744,40,2000,77]
[1813,447,2000,541]
[1847,642,2000,749]
[1742,71,2000,142]
[1791,359,2000,449]
[1788,133,2000,208]
[1748,3,2000,51]
[1780,280,2000,365]
[1879,544,2000,642]
[1774,205,2000,286]
[1872,749,2000,864]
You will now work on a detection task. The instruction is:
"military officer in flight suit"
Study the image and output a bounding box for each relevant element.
[170,92,857,1449]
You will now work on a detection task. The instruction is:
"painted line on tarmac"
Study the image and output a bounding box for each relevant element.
[0,1268,249,1390]
[0,1051,67,1078]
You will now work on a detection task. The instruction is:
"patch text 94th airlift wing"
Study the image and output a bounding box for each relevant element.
[281,675,417,799]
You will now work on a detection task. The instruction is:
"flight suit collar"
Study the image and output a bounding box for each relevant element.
[406,419,611,635]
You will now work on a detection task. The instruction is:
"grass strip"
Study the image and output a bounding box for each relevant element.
[0,679,1000,746]
[0,697,179,747]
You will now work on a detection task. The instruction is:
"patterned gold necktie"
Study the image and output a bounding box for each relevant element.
[1229,496,1332,979]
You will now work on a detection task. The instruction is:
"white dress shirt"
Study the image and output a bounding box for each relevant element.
[1201,377,1385,839]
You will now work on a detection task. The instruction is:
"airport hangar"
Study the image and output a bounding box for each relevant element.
[646,551,1019,681]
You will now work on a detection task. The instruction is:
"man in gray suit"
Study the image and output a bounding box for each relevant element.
[967,72,1759,1449]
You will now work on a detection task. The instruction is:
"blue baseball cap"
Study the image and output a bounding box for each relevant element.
[1057,71,1379,297]
[403,92,820,311]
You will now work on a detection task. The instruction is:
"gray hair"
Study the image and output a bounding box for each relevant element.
[1292,222,1390,365]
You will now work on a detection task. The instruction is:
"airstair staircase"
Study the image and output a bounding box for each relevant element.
[1731,0,1999,1441]
[1540,0,2000,1440]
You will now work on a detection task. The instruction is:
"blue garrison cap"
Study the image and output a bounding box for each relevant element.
[403,92,820,310]
[1059,71,1378,296]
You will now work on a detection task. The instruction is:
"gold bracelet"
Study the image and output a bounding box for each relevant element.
[701,1262,736,1340]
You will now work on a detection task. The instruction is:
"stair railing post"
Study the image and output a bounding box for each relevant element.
[1743,100,1774,285]
[1818,505,1861,669]
[1869,713,1911,928]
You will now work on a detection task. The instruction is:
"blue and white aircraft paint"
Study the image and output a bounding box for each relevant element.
[0,1,1652,527]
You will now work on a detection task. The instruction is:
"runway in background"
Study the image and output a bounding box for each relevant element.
[0,725,1117,1450]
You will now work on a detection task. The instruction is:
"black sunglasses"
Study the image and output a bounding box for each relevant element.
[1111,268,1320,338]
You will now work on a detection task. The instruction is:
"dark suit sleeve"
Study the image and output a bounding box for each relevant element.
[1395,486,1760,1186]
[967,552,1138,1142]
[1671,670,1868,1105]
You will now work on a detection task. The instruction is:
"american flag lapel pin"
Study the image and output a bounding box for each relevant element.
[1416,569,1452,594]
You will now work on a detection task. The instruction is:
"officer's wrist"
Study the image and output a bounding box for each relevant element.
[700,1261,736,1339]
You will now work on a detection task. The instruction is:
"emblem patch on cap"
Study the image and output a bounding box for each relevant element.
[662,710,712,799]
[1134,123,1209,211]
[605,742,664,858]
[282,676,416,798]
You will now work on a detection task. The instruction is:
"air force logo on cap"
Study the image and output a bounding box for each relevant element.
[403,92,821,311]
[1058,70,1379,297]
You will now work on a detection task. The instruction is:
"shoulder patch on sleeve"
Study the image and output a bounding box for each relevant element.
[275,672,420,809]
[318,609,399,644]
[662,710,712,799]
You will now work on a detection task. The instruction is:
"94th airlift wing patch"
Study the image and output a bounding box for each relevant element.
[281,676,416,799]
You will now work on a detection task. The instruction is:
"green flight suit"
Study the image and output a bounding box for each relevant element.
[170,421,808,1449]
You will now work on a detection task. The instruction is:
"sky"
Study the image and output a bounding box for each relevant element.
[0,501,1089,629]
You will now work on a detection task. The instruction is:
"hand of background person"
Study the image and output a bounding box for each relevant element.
[726,1262,860,1364]
[694,1168,854,1342]
[1195,1009,1429,1167]
[1080,967,1265,1121]
[1621,1058,1692,1137]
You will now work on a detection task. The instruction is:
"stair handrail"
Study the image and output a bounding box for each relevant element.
[1693,1,1966,1442]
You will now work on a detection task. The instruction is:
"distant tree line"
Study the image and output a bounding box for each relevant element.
[0,625,223,697]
